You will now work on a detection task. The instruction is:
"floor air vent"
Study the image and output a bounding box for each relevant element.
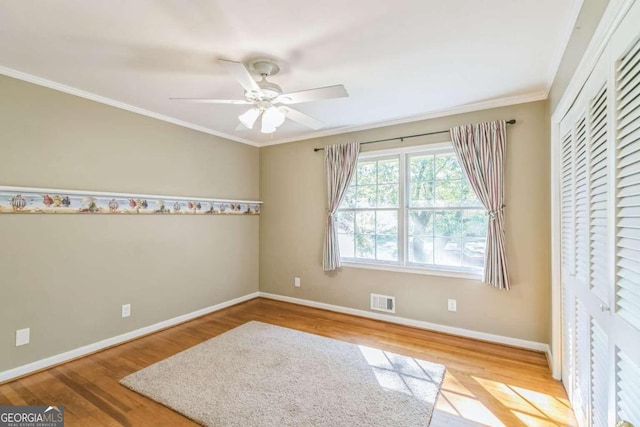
[370,294,395,313]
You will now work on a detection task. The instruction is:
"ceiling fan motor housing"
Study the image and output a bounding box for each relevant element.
[256,80,282,99]
[246,58,283,100]
[249,58,280,77]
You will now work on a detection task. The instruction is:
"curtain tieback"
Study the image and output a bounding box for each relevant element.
[488,206,505,220]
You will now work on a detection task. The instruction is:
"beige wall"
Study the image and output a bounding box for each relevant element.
[260,101,551,343]
[548,0,609,113]
[0,75,259,371]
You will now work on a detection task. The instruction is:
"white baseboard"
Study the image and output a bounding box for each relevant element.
[1,290,555,384]
[259,292,552,358]
[0,292,259,383]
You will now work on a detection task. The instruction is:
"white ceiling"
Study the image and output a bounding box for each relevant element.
[0,0,580,146]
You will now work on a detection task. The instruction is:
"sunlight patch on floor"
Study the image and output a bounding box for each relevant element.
[358,345,443,402]
[438,390,506,427]
[510,384,575,425]
[357,345,575,427]
[442,371,476,397]
[512,410,564,427]
[474,377,576,426]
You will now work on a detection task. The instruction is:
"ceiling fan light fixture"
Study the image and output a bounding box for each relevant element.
[262,106,286,129]
[261,125,277,134]
[238,107,260,129]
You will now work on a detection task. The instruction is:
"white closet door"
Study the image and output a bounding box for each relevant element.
[560,47,611,427]
[589,82,610,305]
[590,318,609,427]
[558,2,640,426]
[614,12,640,336]
[611,3,640,425]
[575,301,591,424]
[560,107,578,403]
[586,51,614,427]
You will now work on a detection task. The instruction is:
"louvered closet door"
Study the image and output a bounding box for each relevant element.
[559,48,612,427]
[590,319,608,427]
[558,3,640,426]
[611,4,640,425]
[560,99,592,426]
[560,116,577,400]
[589,82,610,305]
[585,54,613,427]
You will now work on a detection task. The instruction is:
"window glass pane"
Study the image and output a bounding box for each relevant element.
[463,210,488,237]
[434,237,463,267]
[409,182,434,207]
[376,210,398,235]
[408,236,434,264]
[461,181,483,207]
[337,149,488,273]
[435,180,463,207]
[377,159,399,184]
[410,155,434,182]
[409,210,434,236]
[434,210,463,237]
[335,211,354,234]
[342,186,356,208]
[357,161,376,185]
[462,238,486,269]
[377,184,399,207]
[435,153,463,180]
[355,235,375,259]
[355,211,375,234]
[338,234,355,258]
[376,235,398,261]
[356,185,376,208]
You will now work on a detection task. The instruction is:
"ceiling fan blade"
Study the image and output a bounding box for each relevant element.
[280,107,325,130]
[277,85,348,104]
[169,98,251,104]
[235,123,250,131]
[218,59,263,95]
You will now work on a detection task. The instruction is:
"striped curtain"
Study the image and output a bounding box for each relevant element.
[323,142,360,271]
[450,120,510,290]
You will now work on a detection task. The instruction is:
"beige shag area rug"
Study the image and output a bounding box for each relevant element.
[120,321,445,426]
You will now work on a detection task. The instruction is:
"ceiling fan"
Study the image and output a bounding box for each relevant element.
[170,58,349,134]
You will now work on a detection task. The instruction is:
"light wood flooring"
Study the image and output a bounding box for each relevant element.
[0,298,576,426]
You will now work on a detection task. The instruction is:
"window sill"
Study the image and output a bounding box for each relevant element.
[340,261,483,280]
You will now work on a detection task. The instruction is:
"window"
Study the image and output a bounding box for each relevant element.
[336,143,488,276]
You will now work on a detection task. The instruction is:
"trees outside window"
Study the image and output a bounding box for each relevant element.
[336,144,487,275]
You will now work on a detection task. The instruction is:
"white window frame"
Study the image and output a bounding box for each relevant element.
[339,142,485,280]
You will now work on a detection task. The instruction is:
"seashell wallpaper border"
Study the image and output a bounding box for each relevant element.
[0,186,261,215]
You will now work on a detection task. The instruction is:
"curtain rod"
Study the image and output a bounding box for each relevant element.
[312,119,516,152]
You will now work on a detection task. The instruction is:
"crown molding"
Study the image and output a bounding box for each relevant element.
[0,65,259,147]
[1,65,548,149]
[258,90,548,147]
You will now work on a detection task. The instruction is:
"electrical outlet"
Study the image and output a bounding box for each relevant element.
[16,328,30,346]
[294,277,301,287]
[122,304,131,318]
[447,299,457,312]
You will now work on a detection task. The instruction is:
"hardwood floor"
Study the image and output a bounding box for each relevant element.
[0,298,575,426]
